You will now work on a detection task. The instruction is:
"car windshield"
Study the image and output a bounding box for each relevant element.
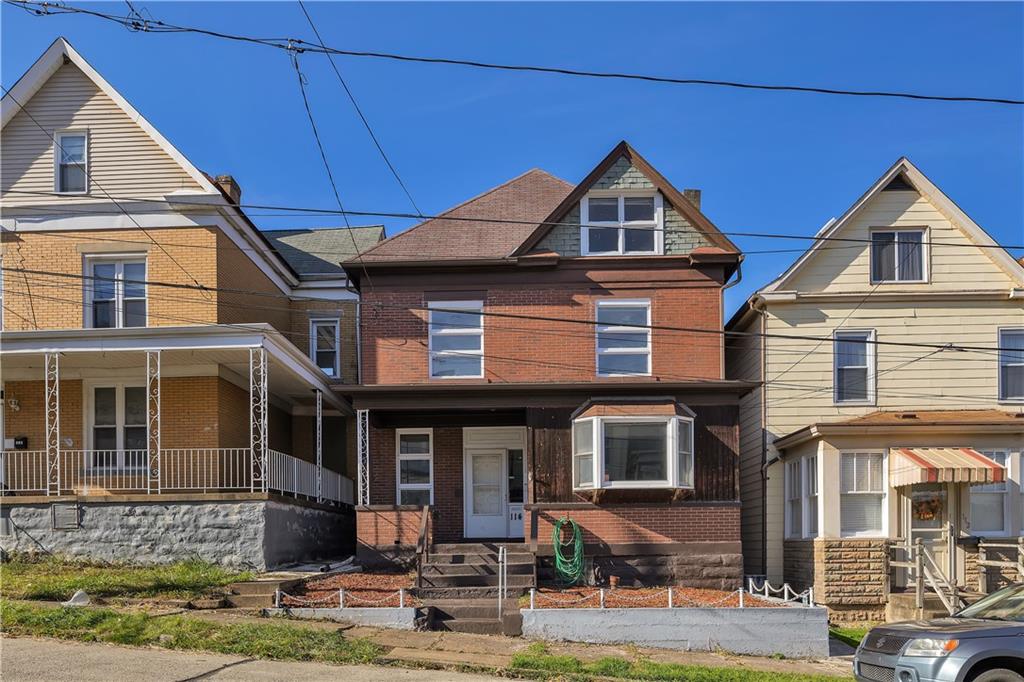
[955,583,1024,622]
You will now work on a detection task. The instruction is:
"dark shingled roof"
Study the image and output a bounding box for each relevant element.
[263,226,385,276]
[354,169,573,262]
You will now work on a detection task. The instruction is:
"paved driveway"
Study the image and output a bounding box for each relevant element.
[0,637,500,681]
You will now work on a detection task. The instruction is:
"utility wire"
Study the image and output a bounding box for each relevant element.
[7,0,1024,106]
[297,0,421,216]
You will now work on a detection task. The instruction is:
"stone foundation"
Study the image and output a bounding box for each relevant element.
[783,537,889,625]
[0,495,353,571]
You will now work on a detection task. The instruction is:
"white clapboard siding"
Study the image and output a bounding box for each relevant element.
[1,63,201,203]
[784,190,1016,294]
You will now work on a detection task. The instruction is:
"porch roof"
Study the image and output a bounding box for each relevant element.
[890,447,1006,487]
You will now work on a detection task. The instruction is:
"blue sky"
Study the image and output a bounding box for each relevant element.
[3,2,1022,313]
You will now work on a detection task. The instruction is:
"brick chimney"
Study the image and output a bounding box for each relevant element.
[215,174,242,206]
[682,188,701,210]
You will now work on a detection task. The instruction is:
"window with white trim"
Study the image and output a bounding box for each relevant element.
[834,330,874,404]
[310,319,340,377]
[870,229,925,283]
[840,452,885,536]
[786,459,803,538]
[596,300,651,376]
[396,429,432,506]
[86,257,147,328]
[572,416,694,490]
[55,131,88,193]
[428,301,483,378]
[89,383,147,470]
[970,450,1008,535]
[805,456,819,536]
[581,193,663,255]
[998,329,1024,402]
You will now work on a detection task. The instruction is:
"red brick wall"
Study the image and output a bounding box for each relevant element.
[361,284,723,385]
[532,505,740,545]
[356,507,425,548]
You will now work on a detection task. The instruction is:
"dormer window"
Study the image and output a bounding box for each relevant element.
[581,192,663,256]
[55,131,88,193]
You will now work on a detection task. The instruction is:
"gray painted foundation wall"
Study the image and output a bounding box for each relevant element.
[521,606,831,658]
[0,499,352,571]
[265,607,418,630]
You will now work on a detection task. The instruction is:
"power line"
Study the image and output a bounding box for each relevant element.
[297,0,422,217]
[7,0,1023,106]
[5,189,1023,252]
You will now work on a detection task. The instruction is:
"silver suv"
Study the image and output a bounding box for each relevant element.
[854,583,1024,682]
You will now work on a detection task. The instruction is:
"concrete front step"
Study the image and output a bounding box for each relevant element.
[433,617,506,635]
[415,585,530,600]
[227,579,302,597]
[419,573,535,589]
[425,553,533,566]
[422,562,534,577]
[431,542,528,554]
[426,599,517,621]
[886,592,963,621]
[226,593,278,608]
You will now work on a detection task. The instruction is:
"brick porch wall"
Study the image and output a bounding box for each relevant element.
[531,505,740,546]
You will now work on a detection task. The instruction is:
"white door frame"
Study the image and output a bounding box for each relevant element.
[464,447,508,538]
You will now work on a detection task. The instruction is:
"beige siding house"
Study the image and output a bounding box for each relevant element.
[728,158,1024,622]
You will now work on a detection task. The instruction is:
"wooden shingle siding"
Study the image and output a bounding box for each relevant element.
[1,63,201,203]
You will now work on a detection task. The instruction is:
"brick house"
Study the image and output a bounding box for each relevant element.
[344,142,752,589]
[0,38,380,569]
[727,158,1024,622]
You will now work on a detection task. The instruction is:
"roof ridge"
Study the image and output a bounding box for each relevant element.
[356,167,568,259]
[263,225,384,235]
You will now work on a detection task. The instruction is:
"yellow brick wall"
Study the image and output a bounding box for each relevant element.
[289,299,359,384]
[215,231,293,334]
[2,379,84,450]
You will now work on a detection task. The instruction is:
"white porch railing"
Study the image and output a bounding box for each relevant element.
[0,448,353,505]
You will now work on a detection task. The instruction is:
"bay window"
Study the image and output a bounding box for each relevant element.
[396,429,432,506]
[581,192,663,255]
[429,301,483,378]
[998,329,1024,402]
[834,330,874,404]
[785,456,819,539]
[572,416,694,490]
[970,450,1008,535]
[596,300,651,376]
[86,257,147,328]
[840,452,886,537]
[805,456,819,536]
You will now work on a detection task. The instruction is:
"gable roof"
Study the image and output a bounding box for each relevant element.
[2,37,219,195]
[759,157,1024,294]
[264,226,384,276]
[354,169,572,263]
[514,141,739,255]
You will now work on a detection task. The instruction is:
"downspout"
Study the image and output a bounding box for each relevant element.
[721,258,743,380]
[758,303,769,578]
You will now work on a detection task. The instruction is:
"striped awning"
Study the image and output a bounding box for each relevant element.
[890,447,1005,488]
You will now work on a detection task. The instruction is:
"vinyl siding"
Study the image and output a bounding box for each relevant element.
[1,63,201,204]
[784,191,1016,294]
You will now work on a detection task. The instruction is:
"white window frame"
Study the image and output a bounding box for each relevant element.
[54,130,89,194]
[580,191,664,256]
[833,329,876,405]
[428,300,484,379]
[970,449,1010,537]
[869,228,928,284]
[785,459,803,539]
[83,255,147,329]
[595,299,652,377]
[805,455,819,537]
[840,451,888,538]
[998,328,1024,403]
[309,318,341,378]
[571,415,694,490]
[84,380,147,470]
[395,428,433,506]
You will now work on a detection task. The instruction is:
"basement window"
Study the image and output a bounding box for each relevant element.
[572,416,693,490]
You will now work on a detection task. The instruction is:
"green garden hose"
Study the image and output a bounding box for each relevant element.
[552,516,585,585]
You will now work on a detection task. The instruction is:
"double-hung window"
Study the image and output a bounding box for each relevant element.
[310,319,340,377]
[596,300,651,376]
[90,384,147,470]
[805,456,819,536]
[86,257,147,328]
[840,452,886,537]
[870,229,925,283]
[786,460,803,538]
[581,193,663,255]
[396,429,432,506]
[834,330,874,404]
[998,329,1024,402]
[572,416,693,490]
[428,301,483,378]
[55,131,88,193]
[970,450,1008,535]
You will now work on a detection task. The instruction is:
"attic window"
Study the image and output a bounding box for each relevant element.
[581,193,663,256]
[55,131,87,193]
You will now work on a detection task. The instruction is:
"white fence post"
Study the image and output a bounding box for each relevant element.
[274,589,281,608]
[599,588,605,609]
[667,587,673,608]
[738,587,745,608]
[399,588,405,608]
[529,588,535,610]
[339,589,345,608]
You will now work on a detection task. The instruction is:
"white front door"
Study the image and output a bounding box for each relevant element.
[465,449,507,538]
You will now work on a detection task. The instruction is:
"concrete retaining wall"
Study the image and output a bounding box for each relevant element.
[265,607,418,630]
[0,496,352,571]
[521,606,830,658]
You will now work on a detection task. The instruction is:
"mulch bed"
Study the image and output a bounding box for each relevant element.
[529,586,774,609]
[281,571,417,608]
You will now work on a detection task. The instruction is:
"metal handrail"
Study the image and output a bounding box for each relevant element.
[415,505,430,589]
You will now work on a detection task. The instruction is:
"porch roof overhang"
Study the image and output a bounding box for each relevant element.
[339,380,757,411]
[891,447,1006,487]
[0,324,348,412]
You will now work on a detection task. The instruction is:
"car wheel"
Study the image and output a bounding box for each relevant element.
[973,670,1024,682]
